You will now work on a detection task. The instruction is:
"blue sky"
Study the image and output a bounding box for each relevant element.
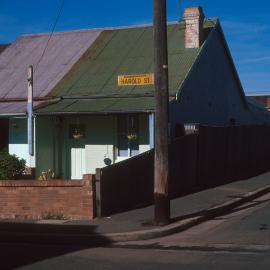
[1,0,269,94]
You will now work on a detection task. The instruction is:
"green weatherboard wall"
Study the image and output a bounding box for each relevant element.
[35,114,149,179]
[8,118,35,168]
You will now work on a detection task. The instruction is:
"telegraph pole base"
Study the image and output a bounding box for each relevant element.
[154,193,170,226]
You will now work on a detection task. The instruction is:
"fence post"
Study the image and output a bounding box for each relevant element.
[95,168,102,217]
[195,125,201,188]
[83,174,96,219]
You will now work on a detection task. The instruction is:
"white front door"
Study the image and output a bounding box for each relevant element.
[71,148,86,179]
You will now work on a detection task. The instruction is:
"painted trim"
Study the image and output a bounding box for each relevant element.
[149,113,154,149]
[27,103,34,156]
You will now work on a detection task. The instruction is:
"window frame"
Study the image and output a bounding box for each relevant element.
[117,114,139,158]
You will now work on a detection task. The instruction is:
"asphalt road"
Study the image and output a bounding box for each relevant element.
[1,193,270,270]
[2,242,270,270]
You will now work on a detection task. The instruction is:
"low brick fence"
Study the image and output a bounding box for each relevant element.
[0,174,95,220]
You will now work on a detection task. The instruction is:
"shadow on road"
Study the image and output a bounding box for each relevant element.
[0,222,111,270]
[170,197,270,223]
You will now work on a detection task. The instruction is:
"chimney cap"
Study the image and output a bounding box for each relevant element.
[183,6,205,19]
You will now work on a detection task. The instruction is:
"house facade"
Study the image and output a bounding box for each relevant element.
[34,114,150,179]
[0,6,270,180]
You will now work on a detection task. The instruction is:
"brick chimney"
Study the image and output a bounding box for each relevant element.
[183,6,205,48]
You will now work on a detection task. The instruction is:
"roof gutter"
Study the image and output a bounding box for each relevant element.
[0,113,26,117]
[34,109,155,116]
[61,95,154,100]
[60,94,177,100]
[0,96,60,103]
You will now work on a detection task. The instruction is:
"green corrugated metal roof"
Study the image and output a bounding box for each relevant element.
[37,21,215,114]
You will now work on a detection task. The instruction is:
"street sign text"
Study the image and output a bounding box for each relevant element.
[118,74,154,86]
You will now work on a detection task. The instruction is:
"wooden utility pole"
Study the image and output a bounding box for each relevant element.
[153,0,170,225]
[27,65,34,156]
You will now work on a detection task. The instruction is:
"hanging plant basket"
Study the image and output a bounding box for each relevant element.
[127,133,137,141]
[73,130,83,140]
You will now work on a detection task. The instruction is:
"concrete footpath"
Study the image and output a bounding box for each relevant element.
[1,172,270,245]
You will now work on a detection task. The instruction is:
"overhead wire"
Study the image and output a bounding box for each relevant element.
[178,0,182,20]
[34,0,65,73]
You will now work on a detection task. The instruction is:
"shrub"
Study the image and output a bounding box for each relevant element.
[41,211,66,220]
[0,151,26,180]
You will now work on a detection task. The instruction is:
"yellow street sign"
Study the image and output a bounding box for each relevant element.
[118,74,154,86]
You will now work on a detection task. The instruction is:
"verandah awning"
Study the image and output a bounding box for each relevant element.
[34,97,175,115]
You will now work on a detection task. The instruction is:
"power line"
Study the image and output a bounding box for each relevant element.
[178,0,182,20]
[34,0,65,73]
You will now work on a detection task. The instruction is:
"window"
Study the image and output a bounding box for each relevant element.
[117,115,139,157]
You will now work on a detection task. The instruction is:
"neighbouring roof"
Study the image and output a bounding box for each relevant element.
[246,91,270,97]
[0,101,43,116]
[35,20,216,115]
[0,44,9,54]
[0,29,102,114]
[246,97,268,111]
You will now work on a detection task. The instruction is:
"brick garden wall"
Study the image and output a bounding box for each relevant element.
[0,174,95,220]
